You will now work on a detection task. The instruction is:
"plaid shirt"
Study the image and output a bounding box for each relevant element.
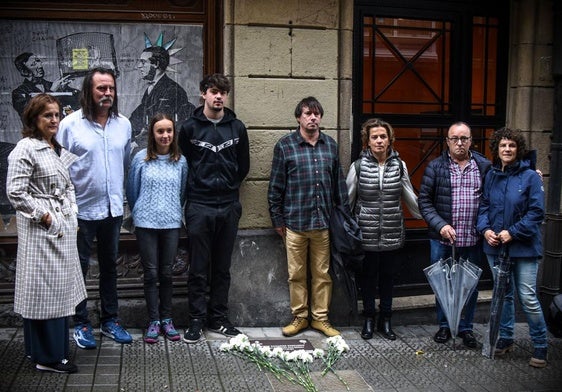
[447,154,482,247]
[268,129,349,232]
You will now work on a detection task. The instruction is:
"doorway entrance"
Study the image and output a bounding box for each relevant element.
[352,0,509,292]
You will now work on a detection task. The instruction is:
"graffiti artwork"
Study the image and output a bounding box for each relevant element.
[0,20,203,231]
[0,20,202,285]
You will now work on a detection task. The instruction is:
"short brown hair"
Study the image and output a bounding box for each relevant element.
[200,73,230,94]
[294,96,324,118]
[360,118,395,151]
[21,93,62,152]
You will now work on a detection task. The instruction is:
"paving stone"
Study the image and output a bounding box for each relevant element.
[0,324,560,391]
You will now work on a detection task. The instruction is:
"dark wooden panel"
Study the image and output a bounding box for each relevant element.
[0,0,207,21]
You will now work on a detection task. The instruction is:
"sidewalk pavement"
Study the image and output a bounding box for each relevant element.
[0,323,560,392]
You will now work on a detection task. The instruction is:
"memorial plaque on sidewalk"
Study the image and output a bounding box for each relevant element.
[251,338,314,352]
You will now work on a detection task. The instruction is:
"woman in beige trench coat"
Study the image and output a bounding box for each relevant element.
[7,93,87,374]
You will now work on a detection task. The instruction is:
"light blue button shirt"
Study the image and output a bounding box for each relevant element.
[57,109,132,220]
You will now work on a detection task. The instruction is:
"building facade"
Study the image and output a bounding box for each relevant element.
[0,0,559,327]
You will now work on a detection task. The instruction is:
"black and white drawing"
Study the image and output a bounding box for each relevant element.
[11,52,80,120]
[129,33,196,153]
[0,20,204,229]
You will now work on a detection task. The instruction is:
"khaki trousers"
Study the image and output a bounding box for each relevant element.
[285,228,332,321]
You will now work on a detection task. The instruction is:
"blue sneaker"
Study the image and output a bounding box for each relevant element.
[161,318,181,342]
[101,320,133,344]
[73,324,96,349]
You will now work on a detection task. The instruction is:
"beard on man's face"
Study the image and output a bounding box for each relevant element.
[143,66,157,82]
[98,97,114,108]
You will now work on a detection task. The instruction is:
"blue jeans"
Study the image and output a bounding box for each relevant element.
[486,255,547,348]
[135,227,180,321]
[430,239,481,333]
[74,216,122,325]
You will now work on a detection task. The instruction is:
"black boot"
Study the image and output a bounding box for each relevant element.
[361,317,374,340]
[377,314,396,340]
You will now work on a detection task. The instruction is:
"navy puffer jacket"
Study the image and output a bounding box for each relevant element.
[418,150,491,240]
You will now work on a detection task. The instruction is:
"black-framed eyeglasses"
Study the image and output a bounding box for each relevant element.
[447,136,471,144]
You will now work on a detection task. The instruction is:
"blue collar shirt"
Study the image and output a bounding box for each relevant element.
[57,109,132,220]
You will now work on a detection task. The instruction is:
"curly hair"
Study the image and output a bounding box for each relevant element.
[489,127,527,164]
[360,118,395,151]
[143,46,170,71]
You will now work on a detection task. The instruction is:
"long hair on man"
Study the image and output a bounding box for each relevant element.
[80,67,119,121]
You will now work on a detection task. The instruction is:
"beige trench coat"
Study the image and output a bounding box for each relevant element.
[7,137,86,320]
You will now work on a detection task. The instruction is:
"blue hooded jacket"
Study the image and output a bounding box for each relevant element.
[476,156,544,258]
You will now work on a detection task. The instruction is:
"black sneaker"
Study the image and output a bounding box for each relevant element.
[183,319,204,344]
[208,318,242,337]
[433,327,451,343]
[36,359,78,373]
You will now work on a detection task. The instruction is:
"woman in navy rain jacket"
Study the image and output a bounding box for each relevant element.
[477,127,547,368]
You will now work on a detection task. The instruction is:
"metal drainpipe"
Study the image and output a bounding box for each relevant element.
[540,0,562,311]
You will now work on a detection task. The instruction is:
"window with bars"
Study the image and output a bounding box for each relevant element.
[353,4,508,228]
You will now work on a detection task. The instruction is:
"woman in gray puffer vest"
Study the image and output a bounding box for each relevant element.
[346,118,421,340]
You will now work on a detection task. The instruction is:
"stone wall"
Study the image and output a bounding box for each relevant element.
[507,0,554,187]
[0,0,556,329]
[223,0,353,230]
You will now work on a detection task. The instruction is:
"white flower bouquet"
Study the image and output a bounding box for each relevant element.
[219,334,350,391]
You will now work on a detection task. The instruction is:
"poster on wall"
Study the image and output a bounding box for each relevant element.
[0,20,204,229]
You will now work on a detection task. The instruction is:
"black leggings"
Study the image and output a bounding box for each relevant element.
[360,249,399,316]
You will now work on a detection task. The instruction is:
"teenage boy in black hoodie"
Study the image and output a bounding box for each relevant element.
[178,73,250,343]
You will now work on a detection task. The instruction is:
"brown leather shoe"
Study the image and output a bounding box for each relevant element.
[529,347,547,368]
[311,320,340,337]
[494,338,514,356]
[282,317,309,337]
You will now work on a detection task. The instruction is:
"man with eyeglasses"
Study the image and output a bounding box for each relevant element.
[418,121,492,348]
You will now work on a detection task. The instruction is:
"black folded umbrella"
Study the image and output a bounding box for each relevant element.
[483,244,513,358]
[329,205,364,316]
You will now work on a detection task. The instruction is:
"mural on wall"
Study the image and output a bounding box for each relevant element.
[0,20,203,226]
[0,20,202,284]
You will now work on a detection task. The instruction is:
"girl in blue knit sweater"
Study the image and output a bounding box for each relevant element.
[126,113,188,343]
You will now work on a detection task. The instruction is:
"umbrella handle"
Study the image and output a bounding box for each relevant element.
[452,242,456,262]
[500,243,510,258]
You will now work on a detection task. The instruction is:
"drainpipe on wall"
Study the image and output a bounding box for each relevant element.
[540,0,562,313]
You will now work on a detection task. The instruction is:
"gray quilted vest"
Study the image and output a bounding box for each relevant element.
[354,150,405,251]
